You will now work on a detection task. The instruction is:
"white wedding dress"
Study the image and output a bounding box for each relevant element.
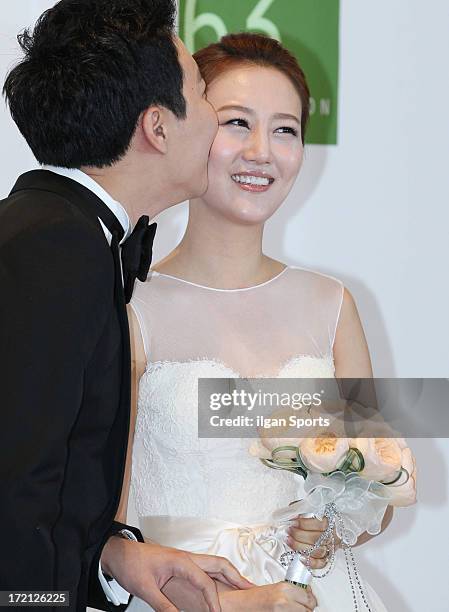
[128,266,388,611]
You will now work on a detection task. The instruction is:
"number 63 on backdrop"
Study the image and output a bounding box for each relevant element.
[178,0,340,145]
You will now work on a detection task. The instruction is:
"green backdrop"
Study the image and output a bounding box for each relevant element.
[178,0,340,144]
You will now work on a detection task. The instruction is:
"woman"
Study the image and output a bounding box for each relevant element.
[124,33,391,611]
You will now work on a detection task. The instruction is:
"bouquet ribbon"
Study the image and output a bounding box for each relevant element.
[272,471,394,546]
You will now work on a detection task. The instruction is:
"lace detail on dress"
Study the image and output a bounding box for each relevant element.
[131,357,335,524]
[130,266,343,523]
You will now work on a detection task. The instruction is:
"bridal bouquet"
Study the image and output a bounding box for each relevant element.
[250,433,417,607]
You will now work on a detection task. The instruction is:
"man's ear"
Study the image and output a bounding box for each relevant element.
[141,106,169,154]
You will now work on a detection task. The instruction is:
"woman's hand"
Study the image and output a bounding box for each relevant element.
[219,582,317,611]
[287,516,335,570]
[287,506,394,560]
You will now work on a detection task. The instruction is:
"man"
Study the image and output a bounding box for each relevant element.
[0,1,252,610]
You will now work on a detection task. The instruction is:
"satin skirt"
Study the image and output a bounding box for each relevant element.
[127,515,388,611]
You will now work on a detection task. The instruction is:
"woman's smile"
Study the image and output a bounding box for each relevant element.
[231,171,275,193]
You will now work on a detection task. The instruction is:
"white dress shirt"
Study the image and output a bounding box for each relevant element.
[42,165,136,606]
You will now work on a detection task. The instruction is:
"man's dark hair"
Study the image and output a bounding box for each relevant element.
[3,0,186,168]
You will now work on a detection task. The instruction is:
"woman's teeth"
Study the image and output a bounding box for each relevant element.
[231,174,272,186]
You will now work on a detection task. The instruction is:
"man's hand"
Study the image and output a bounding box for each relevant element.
[101,536,252,612]
[184,552,253,590]
[160,554,254,611]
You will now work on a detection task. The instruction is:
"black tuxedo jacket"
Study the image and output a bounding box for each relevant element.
[0,170,144,611]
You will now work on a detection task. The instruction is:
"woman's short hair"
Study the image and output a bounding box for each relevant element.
[194,33,310,144]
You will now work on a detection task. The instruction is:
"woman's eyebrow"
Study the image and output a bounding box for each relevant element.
[273,112,300,124]
[217,104,299,124]
[217,104,253,114]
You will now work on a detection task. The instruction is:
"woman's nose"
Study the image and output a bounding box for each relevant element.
[242,128,271,164]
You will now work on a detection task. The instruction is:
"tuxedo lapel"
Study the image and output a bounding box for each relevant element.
[109,229,132,506]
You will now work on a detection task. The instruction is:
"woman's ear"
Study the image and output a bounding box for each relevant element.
[141,106,168,154]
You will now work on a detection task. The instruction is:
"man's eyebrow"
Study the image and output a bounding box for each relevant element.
[218,104,300,124]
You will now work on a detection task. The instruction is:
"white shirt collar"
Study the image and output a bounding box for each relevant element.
[42,165,131,243]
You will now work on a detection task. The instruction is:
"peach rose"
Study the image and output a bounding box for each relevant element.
[386,446,417,507]
[250,407,304,459]
[352,438,403,482]
[299,435,350,474]
[249,436,303,460]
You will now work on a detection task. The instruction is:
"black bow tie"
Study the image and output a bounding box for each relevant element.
[121,216,157,303]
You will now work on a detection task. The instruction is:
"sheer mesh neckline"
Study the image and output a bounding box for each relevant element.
[151,265,289,292]
[132,265,344,372]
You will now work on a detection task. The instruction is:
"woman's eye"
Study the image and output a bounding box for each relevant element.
[276,126,298,136]
[224,118,250,129]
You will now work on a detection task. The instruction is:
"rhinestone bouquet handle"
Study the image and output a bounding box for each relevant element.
[279,503,373,611]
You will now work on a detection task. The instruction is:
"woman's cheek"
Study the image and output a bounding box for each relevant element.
[274,143,303,179]
[209,130,242,163]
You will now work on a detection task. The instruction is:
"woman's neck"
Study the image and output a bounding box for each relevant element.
[153,198,285,290]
